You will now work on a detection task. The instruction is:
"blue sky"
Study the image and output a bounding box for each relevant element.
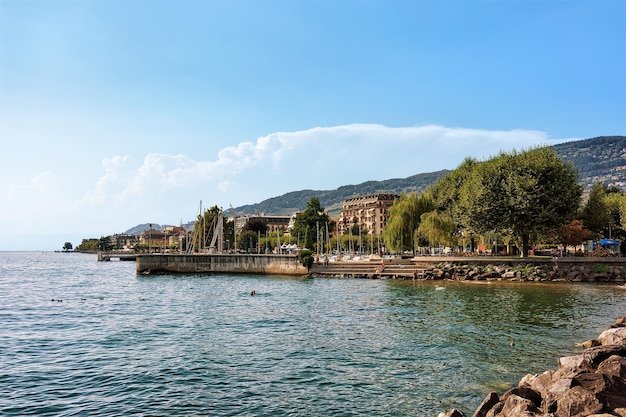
[1,0,624,250]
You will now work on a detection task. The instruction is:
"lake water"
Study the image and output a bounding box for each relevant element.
[1,251,625,416]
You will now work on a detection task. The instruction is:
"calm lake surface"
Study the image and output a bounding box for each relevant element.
[1,251,625,416]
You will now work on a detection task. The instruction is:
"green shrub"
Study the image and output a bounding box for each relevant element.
[592,264,609,274]
[298,250,314,269]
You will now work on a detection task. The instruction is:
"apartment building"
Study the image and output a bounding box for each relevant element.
[234,214,292,235]
[337,192,399,235]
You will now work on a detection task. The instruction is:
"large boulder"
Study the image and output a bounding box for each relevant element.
[498,394,541,417]
[440,317,626,417]
[598,354,626,379]
[598,327,626,345]
[438,409,466,417]
[555,385,603,417]
[471,392,499,417]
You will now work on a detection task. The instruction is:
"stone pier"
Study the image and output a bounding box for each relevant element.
[136,253,308,276]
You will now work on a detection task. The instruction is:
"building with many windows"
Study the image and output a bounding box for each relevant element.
[337,192,399,235]
[234,214,292,235]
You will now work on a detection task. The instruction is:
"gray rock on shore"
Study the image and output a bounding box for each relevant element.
[439,317,626,417]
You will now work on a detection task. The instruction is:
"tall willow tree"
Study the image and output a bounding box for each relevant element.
[604,189,626,240]
[417,211,456,248]
[459,147,582,257]
[383,193,436,253]
[580,182,613,238]
[429,157,479,251]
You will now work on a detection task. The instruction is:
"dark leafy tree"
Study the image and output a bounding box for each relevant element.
[458,147,582,257]
[297,249,314,269]
[243,218,268,234]
[98,236,112,251]
[236,230,258,252]
[580,182,612,238]
[62,242,73,251]
[291,197,332,252]
[76,238,99,251]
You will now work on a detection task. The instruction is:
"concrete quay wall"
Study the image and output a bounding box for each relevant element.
[136,253,308,276]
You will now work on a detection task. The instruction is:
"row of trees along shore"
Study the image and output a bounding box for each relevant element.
[385,146,626,257]
[78,146,626,257]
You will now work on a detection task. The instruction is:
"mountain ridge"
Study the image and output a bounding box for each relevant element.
[234,135,626,217]
[124,135,626,233]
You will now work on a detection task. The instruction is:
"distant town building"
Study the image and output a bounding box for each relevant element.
[163,226,188,247]
[109,233,139,249]
[140,228,164,247]
[234,214,292,235]
[338,192,399,235]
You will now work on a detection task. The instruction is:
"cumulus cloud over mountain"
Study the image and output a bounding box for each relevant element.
[86,124,555,207]
[2,124,567,240]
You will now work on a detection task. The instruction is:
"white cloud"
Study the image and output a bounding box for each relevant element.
[4,171,57,201]
[1,124,573,248]
[81,124,561,210]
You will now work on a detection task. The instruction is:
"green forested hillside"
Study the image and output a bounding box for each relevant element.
[552,136,626,190]
[235,136,626,217]
[236,170,449,217]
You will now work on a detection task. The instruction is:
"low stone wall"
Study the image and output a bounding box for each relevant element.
[136,254,308,276]
[439,317,626,417]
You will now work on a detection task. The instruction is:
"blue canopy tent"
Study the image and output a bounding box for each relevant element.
[592,239,621,252]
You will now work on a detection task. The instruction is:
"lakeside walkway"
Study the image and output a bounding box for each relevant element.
[309,255,626,281]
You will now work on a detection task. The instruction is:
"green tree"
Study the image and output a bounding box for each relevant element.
[236,230,258,252]
[98,236,112,251]
[580,182,612,238]
[383,192,436,253]
[243,218,268,234]
[417,211,455,248]
[290,197,332,253]
[62,242,73,251]
[430,157,478,220]
[297,249,315,269]
[76,238,99,251]
[603,188,626,239]
[458,147,582,257]
[428,158,479,250]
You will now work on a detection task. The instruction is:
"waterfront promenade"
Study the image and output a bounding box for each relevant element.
[311,255,626,282]
[102,250,626,282]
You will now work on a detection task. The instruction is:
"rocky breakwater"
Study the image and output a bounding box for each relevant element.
[439,317,626,417]
[424,262,626,283]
